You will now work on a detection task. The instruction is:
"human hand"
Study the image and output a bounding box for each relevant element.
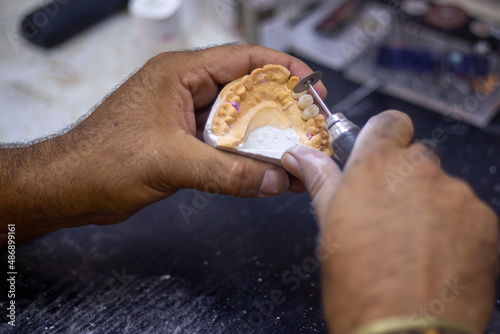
[0,44,325,242]
[281,110,499,333]
[64,44,326,209]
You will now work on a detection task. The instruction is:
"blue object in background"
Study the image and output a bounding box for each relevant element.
[376,46,490,78]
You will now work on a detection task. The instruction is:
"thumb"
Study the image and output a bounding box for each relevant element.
[173,137,289,197]
[281,146,343,221]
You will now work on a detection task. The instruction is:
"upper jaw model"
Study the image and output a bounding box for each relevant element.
[203,64,334,165]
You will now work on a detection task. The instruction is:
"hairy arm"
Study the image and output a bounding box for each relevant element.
[0,96,150,242]
[0,67,180,243]
[0,140,101,242]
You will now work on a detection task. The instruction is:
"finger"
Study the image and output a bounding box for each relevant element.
[347,110,414,168]
[172,136,289,197]
[409,141,441,167]
[174,44,328,109]
[281,146,342,222]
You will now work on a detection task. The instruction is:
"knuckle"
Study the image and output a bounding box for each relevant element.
[444,177,483,210]
[450,177,475,198]
[479,202,499,231]
[236,42,254,50]
[147,53,168,68]
[365,110,414,145]
[382,109,411,122]
[411,142,436,157]
[449,177,500,241]
[405,144,442,177]
[149,51,175,64]
[146,52,184,74]
[370,109,410,127]
[415,155,442,178]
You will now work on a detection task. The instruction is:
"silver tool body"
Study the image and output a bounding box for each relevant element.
[294,71,361,165]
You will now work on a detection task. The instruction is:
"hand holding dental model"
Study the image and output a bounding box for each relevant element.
[0,44,497,334]
[1,44,314,242]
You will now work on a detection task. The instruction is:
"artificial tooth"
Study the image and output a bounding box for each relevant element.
[301,104,320,120]
[298,94,313,109]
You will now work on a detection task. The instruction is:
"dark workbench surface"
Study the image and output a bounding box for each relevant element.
[1,60,500,334]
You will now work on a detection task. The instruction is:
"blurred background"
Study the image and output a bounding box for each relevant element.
[1,0,499,143]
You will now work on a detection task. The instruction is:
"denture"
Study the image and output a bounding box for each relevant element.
[203,64,334,164]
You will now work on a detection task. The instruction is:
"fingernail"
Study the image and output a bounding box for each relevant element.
[260,169,288,195]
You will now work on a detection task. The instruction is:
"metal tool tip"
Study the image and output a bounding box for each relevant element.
[293,71,322,94]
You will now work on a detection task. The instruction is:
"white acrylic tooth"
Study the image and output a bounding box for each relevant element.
[298,94,313,109]
[302,104,320,120]
[291,90,306,100]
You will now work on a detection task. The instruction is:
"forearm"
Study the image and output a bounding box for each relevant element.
[0,133,127,244]
[0,65,164,245]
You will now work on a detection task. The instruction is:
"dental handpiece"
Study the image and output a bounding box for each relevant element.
[294,72,361,166]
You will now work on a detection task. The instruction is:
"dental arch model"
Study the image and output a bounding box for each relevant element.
[203,65,334,165]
